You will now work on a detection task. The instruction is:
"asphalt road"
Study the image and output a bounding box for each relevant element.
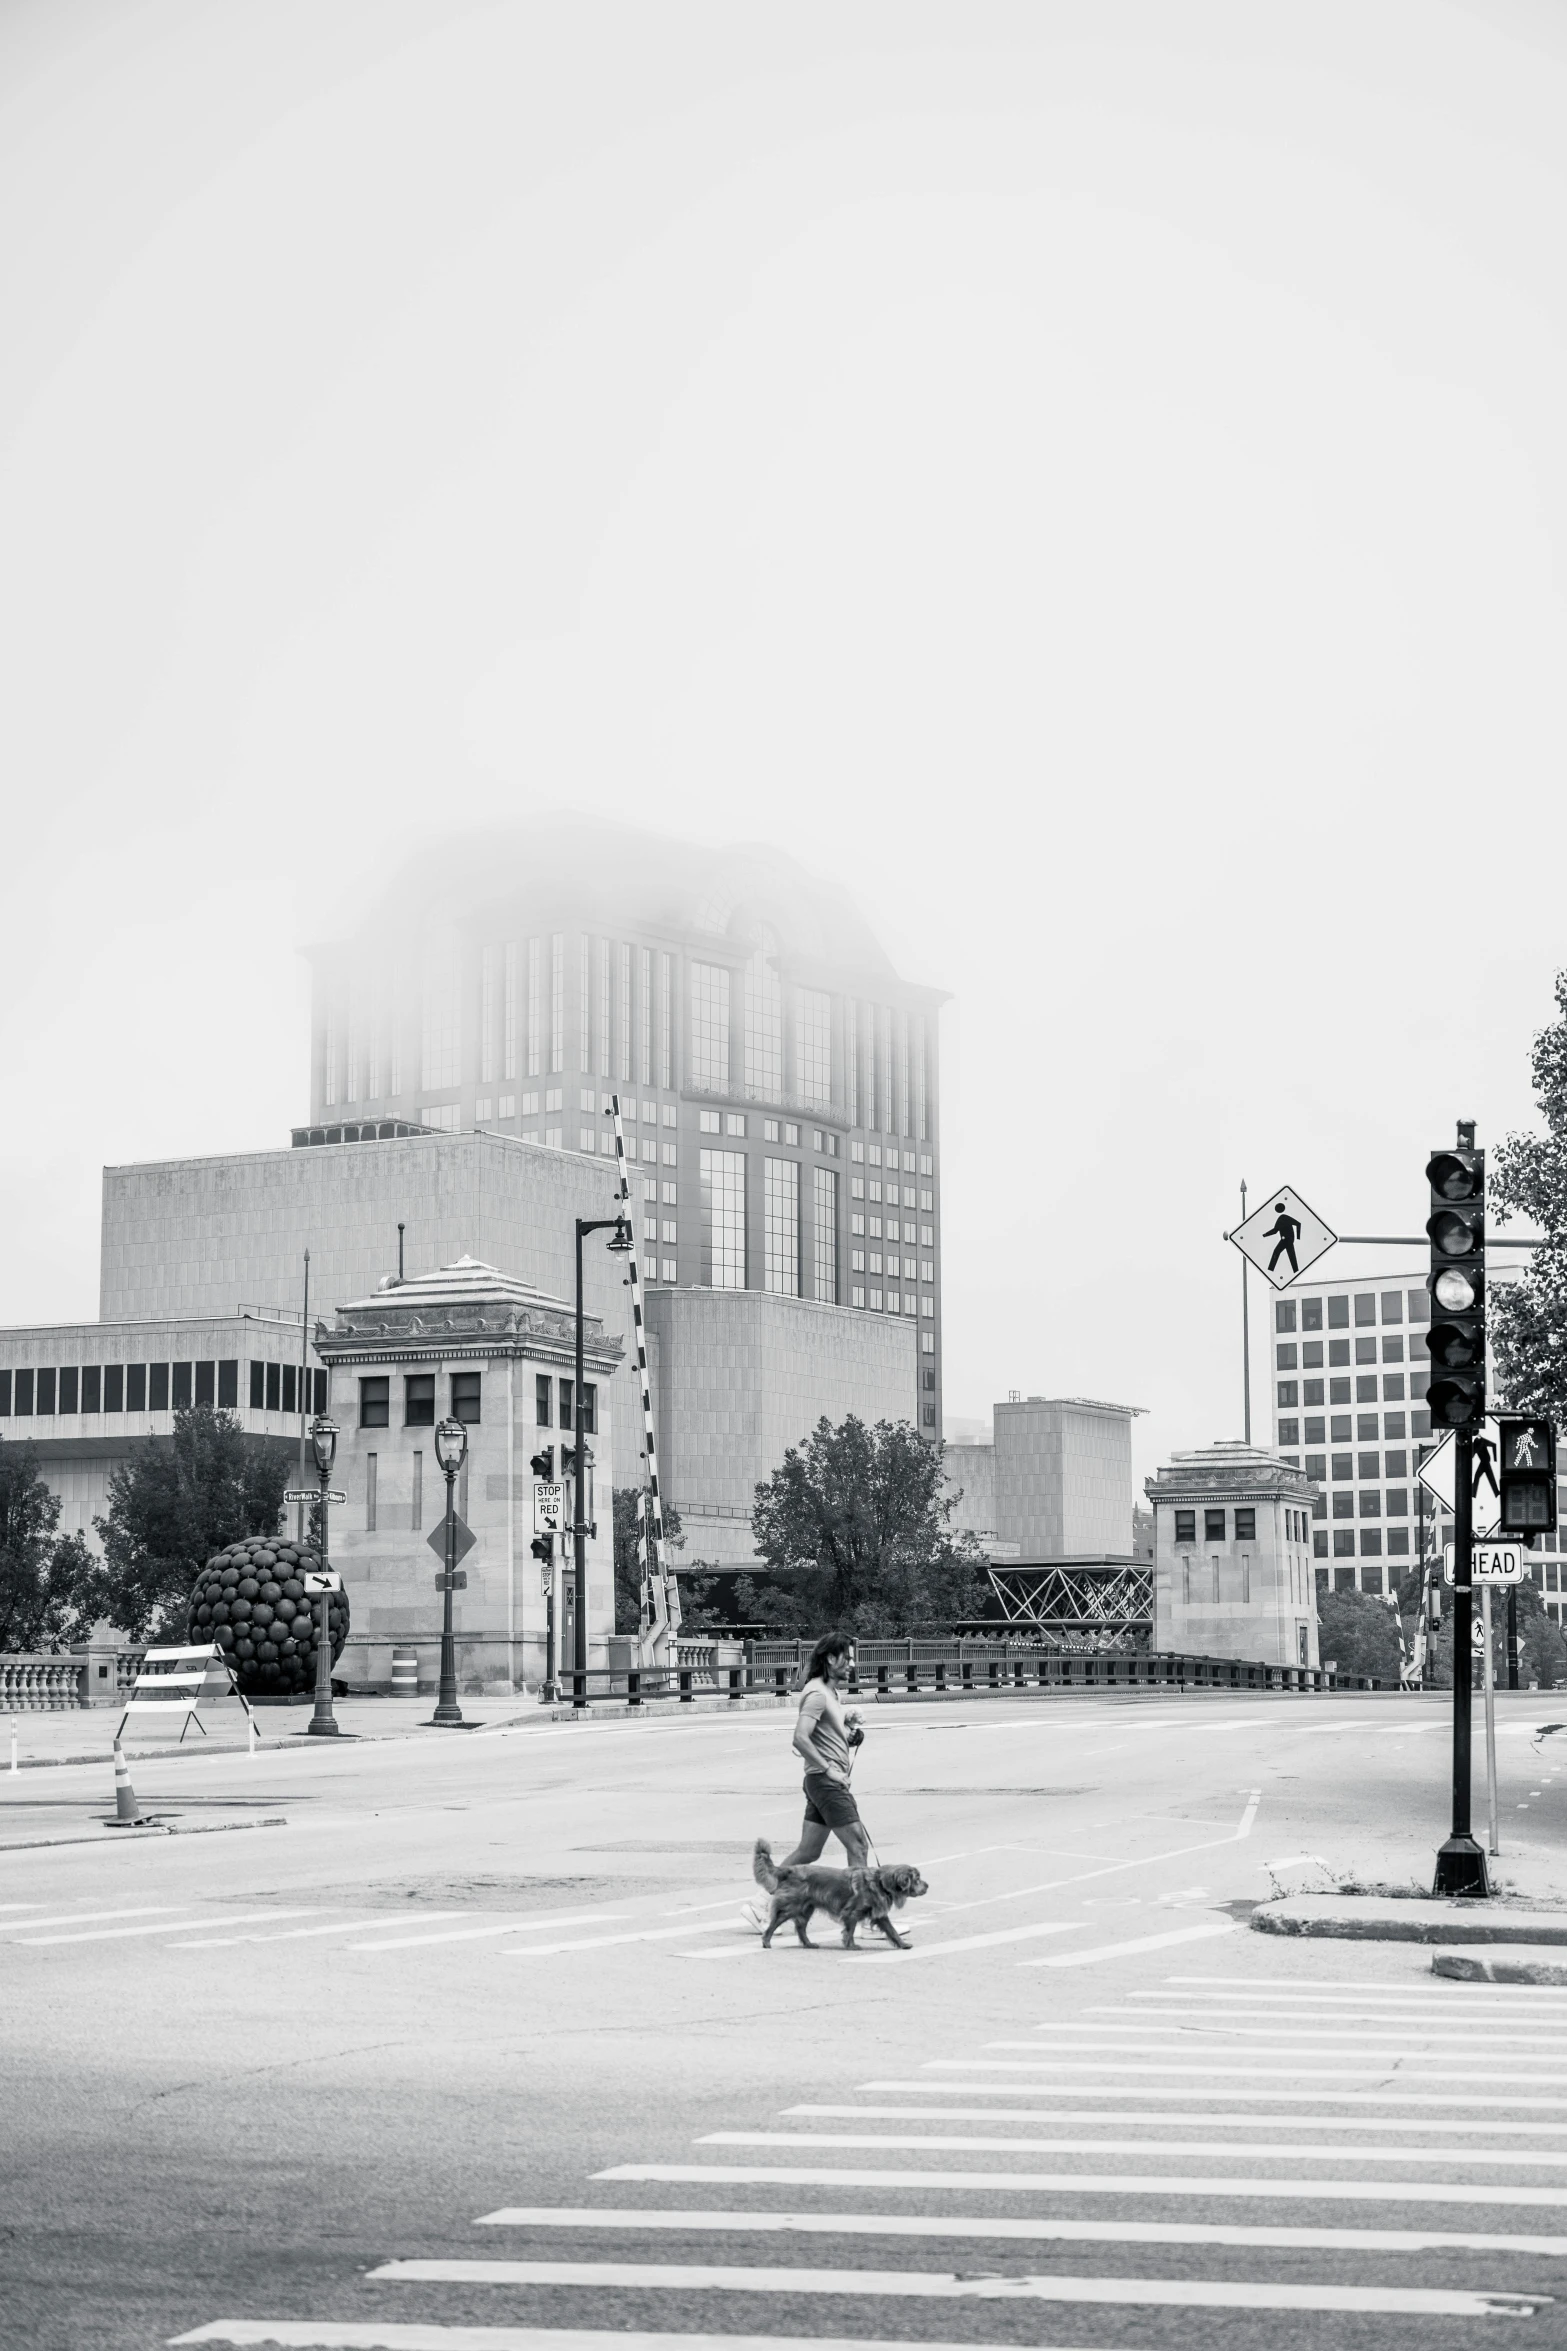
[4,1685,1567,2351]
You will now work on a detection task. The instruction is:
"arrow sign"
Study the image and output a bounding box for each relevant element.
[426,1514,477,1568]
[1228,1185,1337,1291]
[301,1569,342,1594]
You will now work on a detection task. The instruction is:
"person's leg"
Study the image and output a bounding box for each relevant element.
[780,1816,830,1868]
[836,1818,870,1869]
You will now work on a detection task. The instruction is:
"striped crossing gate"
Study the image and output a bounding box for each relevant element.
[609,1091,680,1662]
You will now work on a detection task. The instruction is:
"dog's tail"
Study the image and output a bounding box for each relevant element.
[753,1837,780,1893]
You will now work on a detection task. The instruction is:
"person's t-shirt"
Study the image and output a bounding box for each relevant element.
[797,1680,851,1779]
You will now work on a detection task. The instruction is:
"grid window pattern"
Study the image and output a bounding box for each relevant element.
[597,939,611,1075]
[845,998,858,1126]
[481,946,498,1083]
[744,945,783,1099]
[503,942,518,1080]
[701,1149,747,1289]
[420,935,462,1090]
[579,936,591,1073]
[764,1158,800,1296]
[897,1011,910,1137]
[914,1013,927,1141]
[549,936,564,1072]
[657,952,672,1088]
[691,964,731,1092]
[814,1167,838,1303]
[640,947,652,1086]
[797,988,832,1108]
[527,939,542,1075]
[880,1007,893,1132]
[619,942,632,1082]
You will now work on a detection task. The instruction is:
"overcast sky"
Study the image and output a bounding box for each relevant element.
[3,0,1565,1488]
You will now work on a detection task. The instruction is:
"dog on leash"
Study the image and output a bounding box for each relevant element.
[752,1837,928,1949]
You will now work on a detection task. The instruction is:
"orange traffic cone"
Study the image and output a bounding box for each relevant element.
[109,1740,143,1827]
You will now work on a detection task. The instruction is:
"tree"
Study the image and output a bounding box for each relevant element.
[1491,970,1567,1418]
[94,1405,291,1641]
[745,1414,987,1638]
[0,1438,103,1651]
[1316,1586,1404,1684]
[608,1488,727,1638]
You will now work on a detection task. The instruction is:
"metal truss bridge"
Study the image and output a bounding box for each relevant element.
[981,1559,1154,1646]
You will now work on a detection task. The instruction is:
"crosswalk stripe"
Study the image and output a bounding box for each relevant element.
[0,1905,179,1933]
[362,2256,1541,2315]
[995,2034,1564,2066]
[472,2199,1567,2256]
[595,2160,1567,2206]
[1161,1976,1567,1999]
[22,1910,316,1945]
[861,2075,1567,2108]
[169,2328,1128,2349]
[176,1915,468,1948]
[1070,2013,1554,2044]
[1019,1919,1235,1966]
[950,2053,1567,2081]
[699,2127,1567,2167]
[790,2103,1567,2146]
[506,1918,739,1957]
[347,1911,631,1952]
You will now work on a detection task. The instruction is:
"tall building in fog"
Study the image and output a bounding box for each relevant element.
[304,823,948,1435]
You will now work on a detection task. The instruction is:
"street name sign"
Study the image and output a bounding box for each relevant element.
[1443,1541,1526,1587]
[300,1569,342,1594]
[532,1480,566,1535]
[425,1515,476,1567]
[284,1488,346,1506]
[1228,1185,1337,1290]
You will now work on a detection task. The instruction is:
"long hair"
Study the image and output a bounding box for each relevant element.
[804,1631,850,1686]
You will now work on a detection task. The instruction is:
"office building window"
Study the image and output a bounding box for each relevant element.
[1355,1294,1376,1326]
[1277,1344,1297,1370]
[879,1005,893,1132]
[1314,1533,1328,1559]
[765,1157,800,1296]
[726,1113,746,1137]
[1360,1528,1383,1556]
[148,1364,167,1411]
[451,1370,481,1424]
[921,1330,935,1353]
[1384,1374,1405,1401]
[1278,1417,1299,1445]
[639,946,652,1087]
[1359,1490,1381,1518]
[661,1257,678,1281]
[481,945,498,1083]
[1333,1529,1355,1557]
[406,1374,435,1427]
[692,964,730,1092]
[1332,1492,1354,1518]
[814,1167,838,1303]
[1382,1334,1405,1363]
[1408,1288,1429,1323]
[1303,1381,1324,1406]
[852,1286,866,1308]
[1357,1449,1378,1479]
[1276,1302,1297,1332]
[596,938,611,1076]
[1328,1297,1349,1328]
[1204,1509,1225,1541]
[1388,1527,1410,1555]
[797,987,832,1107]
[1332,1451,1353,1480]
[1330,1378,1351,1404]
[1304,1417,1325,1444]
[1330,1414,1351,1441]
[1357,1413,1379,1440]
[1303,1342,1323,1368]
[412,1450,423,1532]
[618,941,632,1083]
[421,933,462,1090]
[701,1148,747,1289]
[1174,1509,1196,1544]
[536,1374,552,1426]
[1329,1340,1350,1368]
[549,935,565,1072]
[744,942,783,1099]
[1386,1488,1409,1517]
[1277,1382,1298,1407]
[1302,1299,1323,1331]
[1355,1337,1377,1365]
[361,1377,389,1428]
[1235,1509,1256,1541]
[526,938,542,1075]
[502,940,518,1081]
[35,1368,54,1415]
[845,999,858,1126]
[82,1365,101,1413]
[173,1363,193,1410]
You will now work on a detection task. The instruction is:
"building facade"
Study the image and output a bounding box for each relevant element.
[314,1258,620,1692]
[1146,1440,1319,1670]
[303,823,947,1436]
[944,1395,1146,1643]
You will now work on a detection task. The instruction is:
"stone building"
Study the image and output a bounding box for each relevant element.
[1144,1440,1319,1670]
[313,1257,621,1692]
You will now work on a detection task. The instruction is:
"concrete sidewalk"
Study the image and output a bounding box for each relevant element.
[0,1692,537,1773]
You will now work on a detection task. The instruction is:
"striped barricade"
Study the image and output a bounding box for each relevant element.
[116,1642,257,1748]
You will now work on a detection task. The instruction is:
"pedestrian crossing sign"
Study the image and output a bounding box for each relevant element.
[1228,1184,1337,1291]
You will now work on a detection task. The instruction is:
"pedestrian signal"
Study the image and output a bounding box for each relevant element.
[1498,1417,1557,1535]
[530,1533,554,1564]
[1425,1133,1485,1428]
[529,1447,554,1480]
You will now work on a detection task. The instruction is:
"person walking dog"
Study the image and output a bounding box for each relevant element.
[743,1632,869,1930]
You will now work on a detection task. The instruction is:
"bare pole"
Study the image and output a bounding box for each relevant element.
[1240,1179,1251,1446]
[296,1250,310,1547]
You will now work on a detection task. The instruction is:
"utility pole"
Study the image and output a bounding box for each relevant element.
[1239,1178,1251,1445]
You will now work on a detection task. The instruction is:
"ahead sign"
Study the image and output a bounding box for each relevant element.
[1444,1541,1526,1587]
[1228,1185,1337,1291]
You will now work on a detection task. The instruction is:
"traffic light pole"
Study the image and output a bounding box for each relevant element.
[1434,1426,1489,1896]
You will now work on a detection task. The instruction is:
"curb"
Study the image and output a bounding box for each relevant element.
[1253,1894,1567,1944]
[1434,1945,1567,1985]
[0,1815,288,1855]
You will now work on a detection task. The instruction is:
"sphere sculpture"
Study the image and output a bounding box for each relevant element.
[187,1534,348,1697]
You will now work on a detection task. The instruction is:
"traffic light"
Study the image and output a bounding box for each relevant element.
[1498,1417,1557,1535]
[529,1447,554,1480]
[1425,1134,1485,1427]
[530,1533,553,1565]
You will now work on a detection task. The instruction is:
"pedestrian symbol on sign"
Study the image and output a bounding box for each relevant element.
[1265,1203,1302,1277]
[1228,1184,1337,1292]
[1512,1426,1543,1470]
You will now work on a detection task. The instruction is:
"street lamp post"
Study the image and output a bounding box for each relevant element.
[433,1416,468,1726]
[573,1212,634,1710]
[307,1414,340,1737]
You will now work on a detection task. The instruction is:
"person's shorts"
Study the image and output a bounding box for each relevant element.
[801,1769,861,1832]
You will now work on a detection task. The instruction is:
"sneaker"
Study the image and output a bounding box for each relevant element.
[740,1900,767,1934]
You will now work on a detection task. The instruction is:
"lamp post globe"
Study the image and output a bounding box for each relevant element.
[432,1415,468,1726]
[306,1414,341,1737]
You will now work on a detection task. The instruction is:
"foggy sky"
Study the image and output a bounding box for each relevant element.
[2,0,1564,1491]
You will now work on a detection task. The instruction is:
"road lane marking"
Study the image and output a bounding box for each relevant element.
[506,1917,739,1956]
[593,2160,1567,2207]
[1076,2011,1558,2044]
[790,2101,1567,2137]
[1168,1974,1567,1996]
[679,1919,1091,1965]
[701,2128,1567,2167]
[859,2077,1567,2108]
[348,1911,631,1951]
[1020,1919,1235,1967]
[362,2256,1541,2316]
[169,2332,1128,2351]
[0,1905,180,1933]
[951,2053,1567,2082]
[22,1910,316,1944]
[472,2201,1567,2257]
[177,1914,470,1947]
